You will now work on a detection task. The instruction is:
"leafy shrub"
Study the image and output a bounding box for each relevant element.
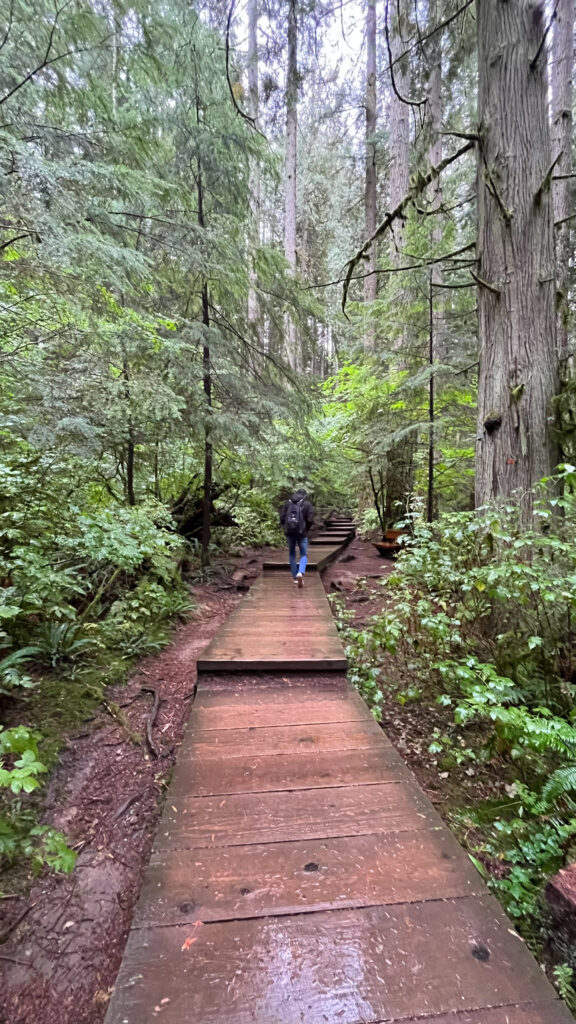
[0,726,76,876]
[339,469,576,934]
[0,443,192,884]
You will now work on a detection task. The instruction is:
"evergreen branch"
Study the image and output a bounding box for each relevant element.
[0,1,104,108]
[535,151,563,202]
[0,48,77,107]
[470,270,501,295]
[384,0,427,109]
[440,130,480,142]
[0,233,33,251]
[0,0,15,54]
[304,243,475,291]
[225,0,265,137]
[342,140,474,312]
[555,213,576,227]
[414,194,475,216]
[379,0,474,79]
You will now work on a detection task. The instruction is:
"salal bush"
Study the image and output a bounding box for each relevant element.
[378,468,576,765]
[342,468,576,924]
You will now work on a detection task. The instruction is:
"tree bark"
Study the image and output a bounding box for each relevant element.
[426,0,442,502]
[550,0,574,360]
[427,272,435,523]
[284,0,299,372]
[387,0,410,259]
[122,355,136,507]
[475,0,559,512]
[247,0,260,333]
[197,155,212,567]
[201,282,212,569]
[364,0,378,350]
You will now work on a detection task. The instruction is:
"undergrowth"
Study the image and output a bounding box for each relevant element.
[337,468,576,1000]
[0,441,194,886]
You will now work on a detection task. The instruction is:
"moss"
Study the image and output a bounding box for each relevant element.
[21,658,134,769]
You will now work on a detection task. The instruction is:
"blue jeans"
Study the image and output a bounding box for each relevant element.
[288,535,308,578]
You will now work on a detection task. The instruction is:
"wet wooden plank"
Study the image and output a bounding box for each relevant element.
[381,1007,576,1024]
[263,543,345,570]
[174,746,409,798]
[181,720,383,760]
[154,781,439,851]
[105,897,563,1024]
[199,657,347,671]
[134,829,483,926]
[190,696,371,730]
[193,678,350,705]
[197,655,347,671]
[178,745,409,797]
[197,572,347,672]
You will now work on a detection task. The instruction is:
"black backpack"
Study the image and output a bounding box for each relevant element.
[285,497,305,537]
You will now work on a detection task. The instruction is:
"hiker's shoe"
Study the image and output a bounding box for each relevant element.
[293,576,298,584]
[296,572,304,588]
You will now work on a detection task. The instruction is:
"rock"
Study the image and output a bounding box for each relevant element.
[330,573,357,593]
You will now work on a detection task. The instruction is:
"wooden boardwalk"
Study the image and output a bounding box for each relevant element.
[198,573,346,671]
[104,527,573,1024]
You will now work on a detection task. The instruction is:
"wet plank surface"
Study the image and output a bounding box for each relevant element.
[177,745,410,797]
[197,573,347,671]
[134,828,483,926]
[181,719,384,759]
[105,523,571,1024]
[154,780,439,851]
[108,897,565,1024]
[190,693,369,729]
[263,541,346,571]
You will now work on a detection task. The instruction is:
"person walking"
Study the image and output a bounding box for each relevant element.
[280,488,315,587]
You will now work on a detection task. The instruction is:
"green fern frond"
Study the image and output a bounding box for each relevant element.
[543,765,576,803]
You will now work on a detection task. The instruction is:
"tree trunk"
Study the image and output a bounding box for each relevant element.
[550,0,574,361]
[201,282,212,569]
[122,355,136,507]
[427,272,435,523]
[197,154,212,567]
[284,0,299,372]
[364,0,378,350]
[387,0,410,259]
[475,0,558,511]
[247,0,260,333]
[426,0,443,258]
[426,0,442,511]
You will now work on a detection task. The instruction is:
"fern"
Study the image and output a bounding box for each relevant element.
[543,765,576,803]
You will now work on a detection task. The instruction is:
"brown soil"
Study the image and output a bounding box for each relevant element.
[0,559,258,1024]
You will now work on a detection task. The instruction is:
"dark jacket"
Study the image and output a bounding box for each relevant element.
[280,490,315,537]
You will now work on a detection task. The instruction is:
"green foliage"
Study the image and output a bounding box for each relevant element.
[553,965,576,1012]
[338,478,576,942]
[0,726,76,877]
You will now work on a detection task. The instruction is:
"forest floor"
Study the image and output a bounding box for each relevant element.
[0,536,548,1024]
